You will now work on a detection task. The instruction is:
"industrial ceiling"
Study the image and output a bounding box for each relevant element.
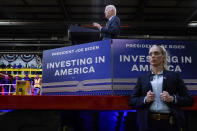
[0,0,197,51]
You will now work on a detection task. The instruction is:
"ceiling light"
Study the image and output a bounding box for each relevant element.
[188,21,197,27]
[0,22,10,25]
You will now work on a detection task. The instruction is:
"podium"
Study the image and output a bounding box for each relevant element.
[69,25,100,44]
[16,80,31,95]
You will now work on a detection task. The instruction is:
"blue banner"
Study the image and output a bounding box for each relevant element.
[42,39,197,96]
[112,39,197,95]
[42,40,112,95]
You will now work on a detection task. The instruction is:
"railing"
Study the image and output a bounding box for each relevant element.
[0,68,42,78]
[0,84,16,95]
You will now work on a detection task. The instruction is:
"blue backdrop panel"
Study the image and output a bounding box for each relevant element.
[42,39,197,96]
[112,39,197,95]
[42,40,112,95]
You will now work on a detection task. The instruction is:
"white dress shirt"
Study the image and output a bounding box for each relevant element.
[149,71,170,113]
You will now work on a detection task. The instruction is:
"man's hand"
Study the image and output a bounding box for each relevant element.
[160,91,174,102]
[93,22,102,29]
[145,90,155,103]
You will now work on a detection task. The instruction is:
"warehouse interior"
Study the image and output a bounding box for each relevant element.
[0,0,197,131]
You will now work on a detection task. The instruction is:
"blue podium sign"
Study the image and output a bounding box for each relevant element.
[112,39,197,95]
[42,40,112,95]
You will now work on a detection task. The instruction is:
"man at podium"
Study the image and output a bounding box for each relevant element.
[93,5,120,40]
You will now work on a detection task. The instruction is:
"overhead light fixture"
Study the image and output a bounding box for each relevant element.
[0,21,10,25]
[188,21,197,27]
[0,21,29,26]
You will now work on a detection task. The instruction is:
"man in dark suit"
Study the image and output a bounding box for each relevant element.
[130,45,193,131]
[93,5,120,40]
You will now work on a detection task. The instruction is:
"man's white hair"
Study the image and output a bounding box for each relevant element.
[105,5,117,15]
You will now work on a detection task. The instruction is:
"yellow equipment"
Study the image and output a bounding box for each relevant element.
[15,80,31,95]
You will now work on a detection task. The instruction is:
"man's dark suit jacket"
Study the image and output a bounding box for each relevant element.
[101,15,120,40]
[130,70,193,131]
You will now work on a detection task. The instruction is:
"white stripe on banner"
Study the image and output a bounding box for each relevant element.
[184,79,197,84]
[187,85,197,90]
[113,78,197,84]
[42,85,112,93]
[42,78,112,87]
[80,79,112,84]
[113,85,135,90]
[42,79,197,87]
[113,79,197,84]
[42,81,79,87]
[42,78,197,93]
[113,78,137,83]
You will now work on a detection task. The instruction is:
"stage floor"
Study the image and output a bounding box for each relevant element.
[0,95,197,110]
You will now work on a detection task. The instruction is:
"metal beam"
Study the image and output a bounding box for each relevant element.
[57,0,71,21]
[186,8,197,22]
[133,0,150,21]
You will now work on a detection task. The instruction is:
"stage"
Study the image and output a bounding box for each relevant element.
[0,95,197,110]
